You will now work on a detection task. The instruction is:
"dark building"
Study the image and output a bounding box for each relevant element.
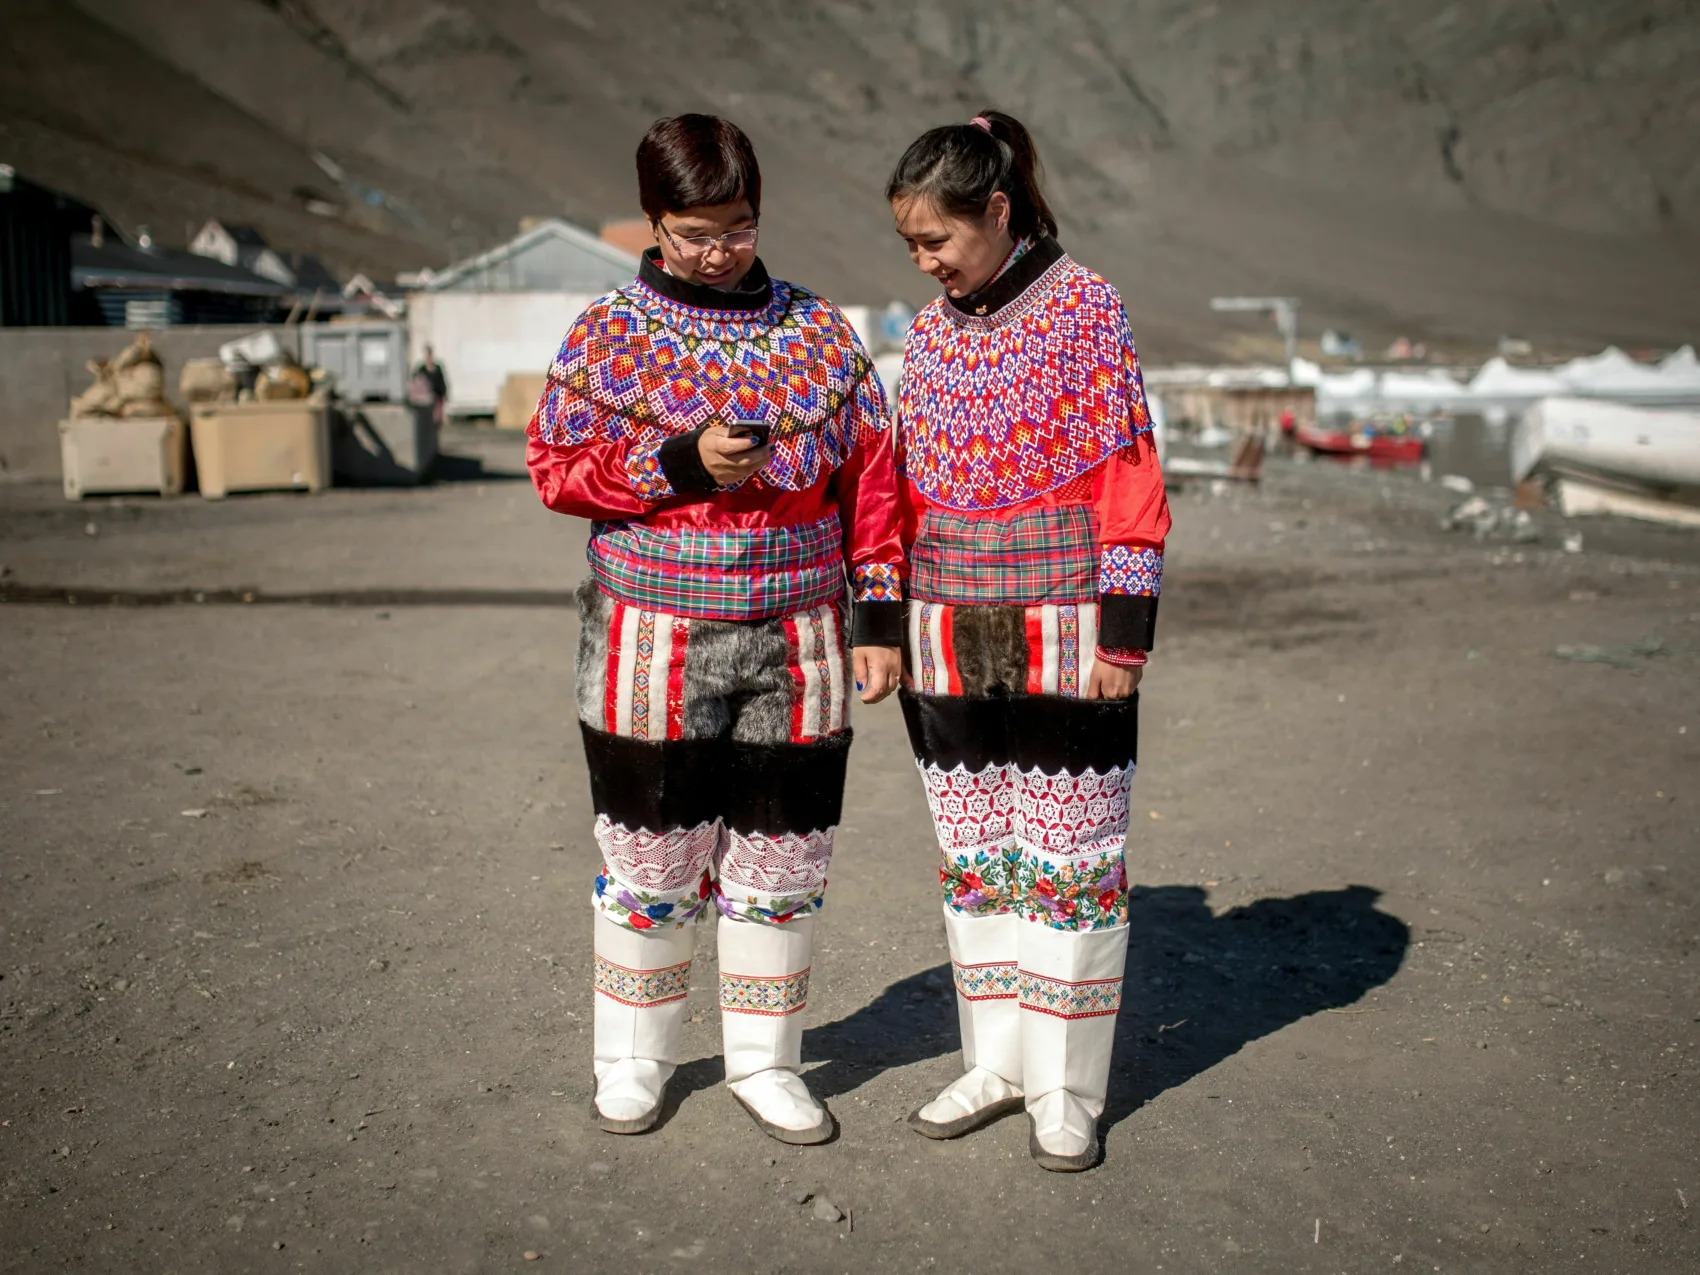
[5,168,334,327]
[0,164,100,327]
[71,234,293,327]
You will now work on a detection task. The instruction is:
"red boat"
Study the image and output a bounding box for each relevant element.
[1293,422,1426,464]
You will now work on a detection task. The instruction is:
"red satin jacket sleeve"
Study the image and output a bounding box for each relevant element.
[526,434,667,521]
[1094,430,1170,582]
[831,371,904,606]
[1092,426,1169,656]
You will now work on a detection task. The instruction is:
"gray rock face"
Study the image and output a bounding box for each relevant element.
[7,1,1694,353]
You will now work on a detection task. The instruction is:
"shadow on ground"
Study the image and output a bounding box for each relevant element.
[429,448,529,484]
[800,884,1409,1124]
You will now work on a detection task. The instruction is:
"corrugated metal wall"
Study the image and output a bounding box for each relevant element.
[0,170,94,328]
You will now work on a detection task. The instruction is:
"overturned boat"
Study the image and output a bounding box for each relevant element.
[1292,420,1425,464]
[1512,397,1700,528]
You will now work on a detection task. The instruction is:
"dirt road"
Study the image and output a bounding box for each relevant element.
[2,432,1696,1273]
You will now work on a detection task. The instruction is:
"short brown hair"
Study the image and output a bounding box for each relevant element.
[635,114,762,221]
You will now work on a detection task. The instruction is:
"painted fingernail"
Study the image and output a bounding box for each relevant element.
[856,681,864,691]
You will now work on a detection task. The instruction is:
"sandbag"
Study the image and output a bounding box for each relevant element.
[255,363,313,400]
[115,359,166,403]
[179,357,237,404]
[70,359,123,418]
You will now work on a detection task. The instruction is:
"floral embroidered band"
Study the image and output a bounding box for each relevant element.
[952,960,1020,1001]
[720,968,811,1016]
[1017,971,1123,1019]
[593,954,694,1007]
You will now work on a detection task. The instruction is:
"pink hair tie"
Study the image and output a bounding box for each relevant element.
[969,116,994,134]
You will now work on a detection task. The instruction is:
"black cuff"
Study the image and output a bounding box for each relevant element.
[580,723,854,836]
[899,688,1137,775]
[656,429,717,494]
[1098,593,1158,649]
[851,599,904,648]
[722,734,852,836]
[580,724,724,832]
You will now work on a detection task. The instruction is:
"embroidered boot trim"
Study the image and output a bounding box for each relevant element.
[953,959,1019,1001]
[593,954,693,1007]
[1016,970,1122,1020]
[720,968,810,1017]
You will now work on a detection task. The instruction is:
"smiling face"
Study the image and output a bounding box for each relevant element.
[651,199,758,290]
[891,190,1013,298]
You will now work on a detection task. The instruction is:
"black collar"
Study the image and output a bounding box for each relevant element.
[638,246,773,311]
[947,235,1066,317]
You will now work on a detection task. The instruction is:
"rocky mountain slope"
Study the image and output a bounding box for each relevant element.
[2,0,1695,356]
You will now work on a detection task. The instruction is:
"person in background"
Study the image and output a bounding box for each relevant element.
[412,345,448,425]
[886,110,1170,1171]
[526,114,903,1145]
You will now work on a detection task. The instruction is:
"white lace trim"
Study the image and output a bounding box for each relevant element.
[1013,766,1133,854]
[917,760,1016,855]
[719,827,836,894]
[594,816,721,893]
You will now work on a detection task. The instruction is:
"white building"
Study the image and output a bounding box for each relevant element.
[404,219,640,416]
[189,221,297,287]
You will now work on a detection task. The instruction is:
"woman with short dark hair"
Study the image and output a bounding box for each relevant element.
[887,111,1170,1171]
[528,113,904,1145]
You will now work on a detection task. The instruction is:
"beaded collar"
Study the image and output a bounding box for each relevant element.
[637,246,772,312]
[945,235,1066,320]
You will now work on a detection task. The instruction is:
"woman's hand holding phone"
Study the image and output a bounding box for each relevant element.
[697,424,771,486]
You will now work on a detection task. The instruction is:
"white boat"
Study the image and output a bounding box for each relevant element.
[1512,397,1700,528]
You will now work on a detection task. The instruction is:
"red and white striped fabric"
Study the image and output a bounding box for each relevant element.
[601,600,690,740]
[1022,603,1099,698]
[594,595,848,745]
[908,601,1100,699]
[782,602,849,741]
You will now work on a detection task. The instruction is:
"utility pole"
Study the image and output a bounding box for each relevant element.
[1210,296,1300,381]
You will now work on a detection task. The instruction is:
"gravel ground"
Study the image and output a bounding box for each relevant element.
[2,431,1696,1273]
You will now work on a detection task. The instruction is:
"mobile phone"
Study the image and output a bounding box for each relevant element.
[727,418,771,448]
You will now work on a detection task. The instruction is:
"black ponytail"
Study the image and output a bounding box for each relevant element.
[885,109,1058,240]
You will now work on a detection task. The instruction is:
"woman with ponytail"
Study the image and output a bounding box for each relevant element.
[886,111,1169,1171]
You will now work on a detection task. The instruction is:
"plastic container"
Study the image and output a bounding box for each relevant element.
[59,415,187,500]
[188,396,330,499]
[330,402,437,485]
[300,322,408,402]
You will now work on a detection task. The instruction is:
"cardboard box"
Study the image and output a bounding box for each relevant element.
[495,373,548,431]
[188,397,331,499]
[59,415,187,500]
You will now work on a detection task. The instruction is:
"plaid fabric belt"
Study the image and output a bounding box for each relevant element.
[588,515,846,620]
[909,505,1098,605]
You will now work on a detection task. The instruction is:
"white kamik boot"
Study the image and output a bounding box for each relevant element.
[909,906,1024,1138]
[592,911,695,1134]
[1018,922,1129,1171]
[718,912,833,1145]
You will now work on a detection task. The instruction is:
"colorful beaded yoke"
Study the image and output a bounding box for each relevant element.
[534,277,885,492]
[899,253,1152,511]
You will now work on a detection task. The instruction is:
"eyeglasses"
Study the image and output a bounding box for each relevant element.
[658,221,760,259]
